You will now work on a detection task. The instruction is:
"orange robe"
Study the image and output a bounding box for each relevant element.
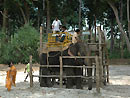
[5,65,17,91]
[10,65,17,86]
[5,71,11,91]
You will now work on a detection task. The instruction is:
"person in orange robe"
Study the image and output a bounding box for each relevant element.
[5,70,11,91]
[5,62,17,91]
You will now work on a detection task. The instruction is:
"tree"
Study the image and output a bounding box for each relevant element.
[107,0,130,52]
[46,0,51,33]
[79,0,82,29]
[127,0,130,38]
[2,0,8,33]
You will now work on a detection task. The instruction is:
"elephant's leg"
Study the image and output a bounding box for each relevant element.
[49,68,58,86]
[40,67,48,87]
[66,68,74,89]
[75,68,83,89]
[87,68,93,90]
[46,69,53,87]
[39,53,48,87]
[103,65,106,85]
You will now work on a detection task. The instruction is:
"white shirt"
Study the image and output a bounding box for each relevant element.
[52,20,62,31]
[72,32,78,43]
[61,30,68,37]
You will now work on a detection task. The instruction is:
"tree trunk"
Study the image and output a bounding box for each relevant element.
[107,1,130,52]
[78,0,81,30]
[19,7,28,24]
[23,0,29,23]
[42,0,45,30]
[38,7,40,30]
[63,17,67,26]
[46,0,51,33]
[94,15,96,42]
[120,0,124,58]
[2,0,8,33]
[127,0,130,38]
[16,2,28,24]
[110,16,114,53]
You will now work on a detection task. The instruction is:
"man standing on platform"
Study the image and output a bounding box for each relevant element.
[52,17,62,33]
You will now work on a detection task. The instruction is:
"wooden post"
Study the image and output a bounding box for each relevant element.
[60,56,63,88]
[39,27,43,84]
[97,26,103,87]
[90,30,93,42]
[40,26,43,55]
[47,49,49,65]
[106,65,109,83]
[95,56,100,93]
[30,55,33,87]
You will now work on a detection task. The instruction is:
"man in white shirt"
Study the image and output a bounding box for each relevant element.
[52,17,62,33]
[72,29,80,44]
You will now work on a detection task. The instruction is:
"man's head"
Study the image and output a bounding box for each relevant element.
[75,29,80,34]
[8,62,13,67]
[55,17,58,21]
[62,26,66,31]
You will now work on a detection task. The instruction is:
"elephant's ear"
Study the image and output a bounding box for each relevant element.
[68,43,79,56]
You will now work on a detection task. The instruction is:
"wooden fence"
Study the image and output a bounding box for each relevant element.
[29,55,103,93]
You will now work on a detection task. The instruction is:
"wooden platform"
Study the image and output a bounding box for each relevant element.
[42,42,71,53]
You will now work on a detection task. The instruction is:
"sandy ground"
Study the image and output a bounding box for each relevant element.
[0,64,130,98]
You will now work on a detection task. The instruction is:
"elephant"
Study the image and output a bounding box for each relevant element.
[39,41,93,90]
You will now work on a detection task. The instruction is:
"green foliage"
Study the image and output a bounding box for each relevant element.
[0,31,10,64]
[0,24,39,64]
[109,49,130,59]
[123,50,130,58]
[109,50,121,59]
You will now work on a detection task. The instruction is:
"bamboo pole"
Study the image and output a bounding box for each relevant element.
[30,55,33,87]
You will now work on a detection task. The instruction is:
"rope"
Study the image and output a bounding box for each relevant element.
[48,51,61,58]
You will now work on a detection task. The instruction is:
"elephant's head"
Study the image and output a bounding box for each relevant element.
[69,41,91,65]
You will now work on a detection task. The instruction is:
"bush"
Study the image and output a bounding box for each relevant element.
[123,49,130,58]
[109,50,121,59]
[108,49,130,59]
[0,24,40,64]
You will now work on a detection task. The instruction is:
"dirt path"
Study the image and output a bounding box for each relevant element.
[0,64,130,98]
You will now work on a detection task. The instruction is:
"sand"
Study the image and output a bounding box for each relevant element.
[0,65,130,98]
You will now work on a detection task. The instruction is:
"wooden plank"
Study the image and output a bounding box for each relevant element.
[88,43,105,45]
[33,64,95,68]
[62,56,96,59]
[60,56,63,88]
[33,75,95,78]
[30,55,33,87]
